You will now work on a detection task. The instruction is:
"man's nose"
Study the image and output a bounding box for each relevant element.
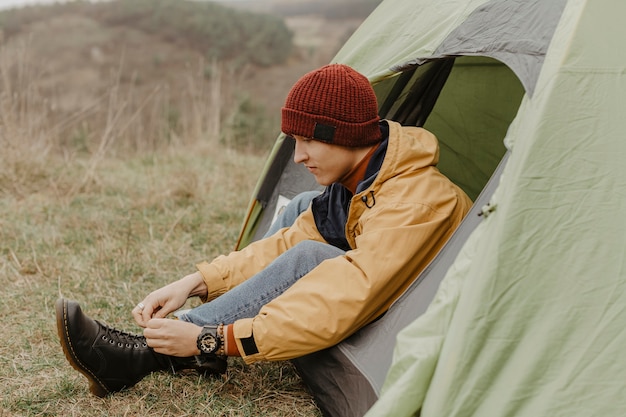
[293,141,307,164]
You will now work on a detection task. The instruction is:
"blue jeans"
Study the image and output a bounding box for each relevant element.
[264,190,321,236]
[180,191,334,326]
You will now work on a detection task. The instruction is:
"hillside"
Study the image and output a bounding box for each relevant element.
[217,0,381,18]
[0,0,370,152]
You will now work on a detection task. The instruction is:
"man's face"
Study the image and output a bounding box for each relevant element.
[292,135,360,186]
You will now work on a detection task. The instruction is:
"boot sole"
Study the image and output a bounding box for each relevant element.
[55,298,111,397]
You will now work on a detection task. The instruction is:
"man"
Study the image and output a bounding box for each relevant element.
[56,64,473,397]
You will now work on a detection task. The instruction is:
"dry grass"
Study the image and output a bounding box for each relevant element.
[0,38,321,417]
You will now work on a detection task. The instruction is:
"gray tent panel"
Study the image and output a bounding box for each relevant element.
[250,138,322,243]
[394,0,567,96]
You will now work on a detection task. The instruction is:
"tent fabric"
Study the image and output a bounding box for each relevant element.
[365,0,626,416]
[334,0,491,85]
[237,0,626,416]
[420,56,522,200]
[290,1,564,416]
[335,0,564,92]
[404,0,568,95]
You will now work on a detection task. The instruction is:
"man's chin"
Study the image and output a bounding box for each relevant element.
[314,177,331,186]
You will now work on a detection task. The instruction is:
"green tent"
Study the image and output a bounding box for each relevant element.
[237,0,626,415]
[364,0,626,416]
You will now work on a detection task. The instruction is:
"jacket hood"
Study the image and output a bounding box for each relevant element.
[373,120,440,189]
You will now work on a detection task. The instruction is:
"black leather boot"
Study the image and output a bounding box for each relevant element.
[55,298,227,397]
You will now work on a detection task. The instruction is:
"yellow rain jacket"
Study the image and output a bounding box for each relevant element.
[196,120,472,363]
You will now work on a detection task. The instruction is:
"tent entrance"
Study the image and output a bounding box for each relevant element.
[376,56,524,200]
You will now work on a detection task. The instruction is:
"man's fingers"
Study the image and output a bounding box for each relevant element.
[145,318,166,329]
[132,302,146,326]
[132,299,159,327]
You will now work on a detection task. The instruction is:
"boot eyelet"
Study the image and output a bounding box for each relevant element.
[117,342,123,347]
[102,335,108,341]
[134,343,140,348]
[142,343,147,347]
[109,339,115,345]
[126,343,131,348]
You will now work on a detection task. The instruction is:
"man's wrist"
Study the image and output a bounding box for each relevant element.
[222,324,241,357]
[186,271,208,298]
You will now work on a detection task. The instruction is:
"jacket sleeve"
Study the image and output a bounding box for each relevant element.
[196,206,325,300]
[233,189,468,363]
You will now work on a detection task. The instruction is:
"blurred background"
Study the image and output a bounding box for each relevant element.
[0,0,381,153]
[0,1,382,415]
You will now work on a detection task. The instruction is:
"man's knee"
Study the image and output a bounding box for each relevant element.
[291,190,321,212]
[290,240,344,260]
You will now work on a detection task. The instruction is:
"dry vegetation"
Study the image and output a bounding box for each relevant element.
[0,40,321,417]
[0,1,375,415]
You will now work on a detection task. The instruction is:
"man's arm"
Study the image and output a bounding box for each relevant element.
[233,190,469,363]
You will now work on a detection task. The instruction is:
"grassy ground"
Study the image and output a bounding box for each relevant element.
[0,35,322,415]
[0,5,349,413]
[0,139,322,416]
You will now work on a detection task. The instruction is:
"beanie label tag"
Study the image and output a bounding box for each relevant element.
[313,123,336,143]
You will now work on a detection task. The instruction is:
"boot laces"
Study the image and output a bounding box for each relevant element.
[99,322,148,349]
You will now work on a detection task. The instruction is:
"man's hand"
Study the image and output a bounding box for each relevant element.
[143,318,202,357]
[132,271,207,328]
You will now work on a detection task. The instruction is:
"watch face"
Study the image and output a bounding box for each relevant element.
[199,333,217,353]
[198,326,222,354]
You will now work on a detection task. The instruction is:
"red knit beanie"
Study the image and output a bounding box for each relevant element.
[281,64,381,147]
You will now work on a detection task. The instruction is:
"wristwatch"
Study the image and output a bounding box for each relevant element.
[196,324,224,355]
